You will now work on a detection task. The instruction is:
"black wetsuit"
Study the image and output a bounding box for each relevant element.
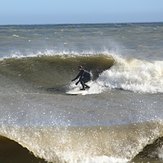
[72,69,91,90]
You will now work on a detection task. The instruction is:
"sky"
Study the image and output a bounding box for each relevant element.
[0,0,163,25]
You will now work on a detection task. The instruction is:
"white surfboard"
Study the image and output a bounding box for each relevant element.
[67,81,93,95]
[66,88,89,95]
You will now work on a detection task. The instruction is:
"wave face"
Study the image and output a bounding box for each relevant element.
[0,136,46,163]
[0,54,114,93]
[1,121,163,163]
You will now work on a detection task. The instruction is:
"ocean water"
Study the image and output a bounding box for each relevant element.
[0,23,163,163]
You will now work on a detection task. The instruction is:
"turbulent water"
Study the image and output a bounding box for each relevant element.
[0,23,163,163]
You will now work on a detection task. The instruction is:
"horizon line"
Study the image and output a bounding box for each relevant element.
[0,21,163,26]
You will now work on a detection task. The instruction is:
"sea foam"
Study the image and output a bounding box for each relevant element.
[97,56,163,93]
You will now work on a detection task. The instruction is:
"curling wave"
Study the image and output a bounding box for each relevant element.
[0,53,163,94]
[0,54,114,93]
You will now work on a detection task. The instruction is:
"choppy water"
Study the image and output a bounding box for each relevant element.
[0,23,163,163]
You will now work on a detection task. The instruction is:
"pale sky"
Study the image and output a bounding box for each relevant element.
[0,0,163,25]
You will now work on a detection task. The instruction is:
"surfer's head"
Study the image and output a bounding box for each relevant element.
[78,65,83,70]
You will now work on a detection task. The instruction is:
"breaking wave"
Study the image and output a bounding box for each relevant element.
[0,52,162,95]
[94,55,163,94]
[1,121,163,162]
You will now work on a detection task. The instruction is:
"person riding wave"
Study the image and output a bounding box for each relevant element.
[71,66,91,90]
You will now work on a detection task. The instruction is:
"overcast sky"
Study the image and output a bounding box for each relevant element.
[0,0,163,25]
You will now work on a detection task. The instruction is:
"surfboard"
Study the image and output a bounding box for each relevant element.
[66,88,89,95]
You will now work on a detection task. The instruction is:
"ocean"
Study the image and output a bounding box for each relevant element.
[0,23,163,163]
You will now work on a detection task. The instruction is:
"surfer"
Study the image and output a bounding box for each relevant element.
[71,66,91,90]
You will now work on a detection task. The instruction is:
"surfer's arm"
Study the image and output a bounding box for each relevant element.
[71,75,79,81]
[71,70,83,81]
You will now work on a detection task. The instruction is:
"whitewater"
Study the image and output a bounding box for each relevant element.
[0,23,163,163]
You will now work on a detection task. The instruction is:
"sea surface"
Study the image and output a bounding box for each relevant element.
[0,23,163,163]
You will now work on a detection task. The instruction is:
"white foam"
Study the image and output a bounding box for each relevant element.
[0,125,129,163]
[94,56,163,94]
[12,34,20,38]
[5,49,115,59]
[60,155,128,163]
[69,55,163,95]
